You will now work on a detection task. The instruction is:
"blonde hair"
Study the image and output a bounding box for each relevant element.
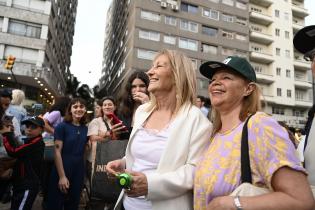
[211,82,262,137]
[11,89,25,106]
[147,49,196,113]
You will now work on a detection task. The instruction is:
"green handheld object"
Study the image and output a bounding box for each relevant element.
[117,173,132,189]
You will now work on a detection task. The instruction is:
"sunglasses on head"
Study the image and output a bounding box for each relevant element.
[25,124,39,129]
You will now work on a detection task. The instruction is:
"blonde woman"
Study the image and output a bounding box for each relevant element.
[106,49,212,210]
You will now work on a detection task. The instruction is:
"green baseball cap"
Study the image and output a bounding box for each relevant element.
[199,56,257,82]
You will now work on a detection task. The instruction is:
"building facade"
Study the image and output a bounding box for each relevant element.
[99,0,311,128]
[0,0,77,106]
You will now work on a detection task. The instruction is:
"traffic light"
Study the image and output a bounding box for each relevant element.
[5,55,15,70]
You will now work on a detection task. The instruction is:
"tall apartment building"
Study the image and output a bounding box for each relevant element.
[0,0,77,106]
[100,0,311,128]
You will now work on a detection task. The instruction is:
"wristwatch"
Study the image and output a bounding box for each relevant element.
[233,196,243,210]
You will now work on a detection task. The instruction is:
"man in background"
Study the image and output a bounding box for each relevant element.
[293,25,315,189]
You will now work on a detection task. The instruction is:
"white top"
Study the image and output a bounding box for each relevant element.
[123,124,172,210]
[305,117,315,185]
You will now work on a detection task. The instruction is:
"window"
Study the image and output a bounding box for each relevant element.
[284,12,289,20]
[222,48,234,56]
[251,46,262,52]
[287,89,292,98]
[8,20,41,38]
[202,25,218,37]
[277,88,282,96]
[222,13,234,22]
[236,0,247,10]
[178,38,198,51]
[235,17,247,26]
[141,10,160,22]
[165,16,176,26]
[222,30,234,39]
[235,34,247,41]
[201,44,217,54]
[181,2,198,14]
[295,90,304,100]
[285,31,290,39]
[254,65,263,73]
[202,8,219,20]
[276,67,281,76]
[276,48,280,56]
[275,28,280,36]
[293,110,304,117]
[180,19,198,33]
[286,69,291,78]
[139,29,160,41]
[137,49,157,60]
[275,9,280,17]
[0,17,3,31]
[222,0,234,6]
[164,35,176,45]
[4,45,38,64]
[285,50,290,58]
[272,107,284,115]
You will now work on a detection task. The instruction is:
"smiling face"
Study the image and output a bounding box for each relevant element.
[102,99,115,115]
[147,54,175,95]
[209,69,250,113]
[70,102,86,120]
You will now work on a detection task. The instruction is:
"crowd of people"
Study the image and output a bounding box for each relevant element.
[0,25,315,210]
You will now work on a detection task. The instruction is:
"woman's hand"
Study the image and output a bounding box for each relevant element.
[132,92,149,104]
[106,159,125,178]
[125,171,148,197]
[58,176,70,194]
[207,196,235,210]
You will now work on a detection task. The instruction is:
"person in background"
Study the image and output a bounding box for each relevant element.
[294,25,315,190]
[0,89,21,138]
[87,96,126,177]
[94,100,103,118]
[7,89,27,136]
[46,98,89,210]
[42,96,71,139]
[116,70,150,137]
[0,116,45,210]
[106,49,212,210]
[196,95,209,117]
[194,56,314,210]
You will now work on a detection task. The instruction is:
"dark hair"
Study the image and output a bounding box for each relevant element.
[49,96,71,116]
[0,89,12,100]
[100,96,117,116]
[96,99,102,107]
[117,71,149,118]
[63,98,87,124]
[197,95,205,102]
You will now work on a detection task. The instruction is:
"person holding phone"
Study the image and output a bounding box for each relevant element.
[106,49,212,210]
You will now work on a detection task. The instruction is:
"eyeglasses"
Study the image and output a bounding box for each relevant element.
[25,124,39,129]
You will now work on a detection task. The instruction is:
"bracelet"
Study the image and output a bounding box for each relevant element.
[233,196,243,210]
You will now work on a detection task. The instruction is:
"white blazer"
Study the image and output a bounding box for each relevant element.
[114,102,212,210]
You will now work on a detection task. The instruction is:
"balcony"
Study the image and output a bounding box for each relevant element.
[250,51,274,64]
[294,78,312,89]
[249,10,273,26]
[295,99,313,107]
[294,54,311,71]
[292,1,308,18]
[249,30,273,45]
[249,0,273,7]
[272,114,307,128]
[261,94,274,104]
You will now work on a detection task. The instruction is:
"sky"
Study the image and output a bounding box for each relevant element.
[70,0,315,88]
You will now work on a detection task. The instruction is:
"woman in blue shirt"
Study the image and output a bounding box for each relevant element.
[46,98,88,210]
